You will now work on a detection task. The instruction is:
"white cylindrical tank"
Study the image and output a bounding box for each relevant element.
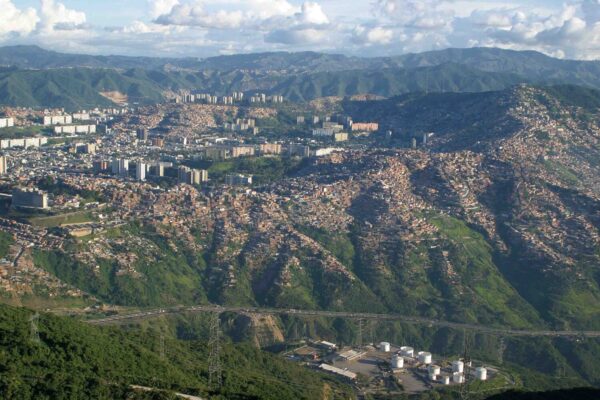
[391,354,404,369]
[379,342,391,352]
[400,346,414,357]
[475,367,488,381]
[452,360,464,373]
[418,351,432,364]
[428,365,441,376]
[428,373,437,381]
[442,375,450,385]
[453,372,465,384]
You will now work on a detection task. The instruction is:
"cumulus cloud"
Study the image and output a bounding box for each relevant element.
[353,25,393,45]
[7,0,600,60]
[154,0,297,29]
[263,2,332,45]
[0,0,39,37]
[38,0,87,32]
[148,0,180,19]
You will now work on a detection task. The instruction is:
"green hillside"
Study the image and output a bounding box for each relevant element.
[0,303,352,399]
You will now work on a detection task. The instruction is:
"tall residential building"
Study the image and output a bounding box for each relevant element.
[136,162,146,181]
[136,128,148,141]
[0,156,7,175]
[12,188,48,209]
[0,118,14,128]
[112,159,129,176]
[178,166,208,185]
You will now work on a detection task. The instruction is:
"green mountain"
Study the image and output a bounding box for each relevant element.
[0,63,526,109]
[0,45,199,71]
[0,303,352,399]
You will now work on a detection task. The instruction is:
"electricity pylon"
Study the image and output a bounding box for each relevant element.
[29,312,40,344]
[208,312,223,390]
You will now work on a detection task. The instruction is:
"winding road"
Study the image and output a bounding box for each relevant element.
[85,304,600,338]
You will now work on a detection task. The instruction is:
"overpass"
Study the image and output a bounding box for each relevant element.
[85,304,600,338]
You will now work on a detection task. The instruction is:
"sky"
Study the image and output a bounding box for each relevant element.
[1,0,600,60]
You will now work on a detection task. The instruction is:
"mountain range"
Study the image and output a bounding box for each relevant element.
[4,46,600,108]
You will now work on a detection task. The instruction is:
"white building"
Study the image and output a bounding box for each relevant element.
[136,162,146,181]
[0,117,14,128]
[43,115,72,125]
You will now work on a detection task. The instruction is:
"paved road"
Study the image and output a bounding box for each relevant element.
[85,304,600,338]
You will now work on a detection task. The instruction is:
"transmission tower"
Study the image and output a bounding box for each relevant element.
[29,312,40,344]
[369,320,375,345]
[208,312,223,390]
[498,336,506,365]
[357,319,363,347]
[159,333,165,359]
[460,330,471,400]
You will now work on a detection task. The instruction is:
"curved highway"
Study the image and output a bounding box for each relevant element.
[83,304,600,338]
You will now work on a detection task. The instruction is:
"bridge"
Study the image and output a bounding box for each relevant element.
[85,304,600,338]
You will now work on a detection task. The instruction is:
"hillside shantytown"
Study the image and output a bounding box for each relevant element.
[3,1,600,395]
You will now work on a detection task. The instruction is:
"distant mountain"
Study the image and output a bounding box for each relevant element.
[3,45,600,108]
[0,63,527,109]
[0,67,166,109]
[0,45,200,71]
[390,47,600,88]
[274,63,526,101]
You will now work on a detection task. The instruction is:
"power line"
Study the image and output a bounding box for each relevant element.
[208,312,223,390]
[29,312,40,344]
[357,319,363,347]
[460,329,471,400]
[498,336,506,365]
[159,333,165,359]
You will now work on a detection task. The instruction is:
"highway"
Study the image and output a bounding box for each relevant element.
[85,304,600,338]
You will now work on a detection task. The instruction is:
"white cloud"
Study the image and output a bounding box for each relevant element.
[0,0,39,37]
[154,0,297,29]
[149,0,180,19]
[38,0,87,32]
[6,0,600,60]
[353,26,393,45]
[297,2,329,25]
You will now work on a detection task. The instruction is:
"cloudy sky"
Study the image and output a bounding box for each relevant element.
[2,0,600,59]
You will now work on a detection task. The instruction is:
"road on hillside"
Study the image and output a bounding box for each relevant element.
[85,304,600,338]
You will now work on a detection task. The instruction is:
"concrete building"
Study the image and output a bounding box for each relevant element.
[231,146,255,158]
[43,115,72,126]
[0,117,14,128]
[0,137,47,149]
[288,143,310,157]
[178,166,207,185]
[112,159,129,177]
[151,138,164,148]
[259,143,282,155]
[136,162,147,181]
[351,122,379,132]
[74,143,96,154]
[225,173,253,186]
[333,132,349,142]
[0,156,7,175]
[136,128,148,141]
[72,112,90,121]
[312,128,335,137]
[93,160,110,174]
[12,188,48,209]
[54,125,97,135]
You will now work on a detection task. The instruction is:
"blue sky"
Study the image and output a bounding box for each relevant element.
[2,0,599,59]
